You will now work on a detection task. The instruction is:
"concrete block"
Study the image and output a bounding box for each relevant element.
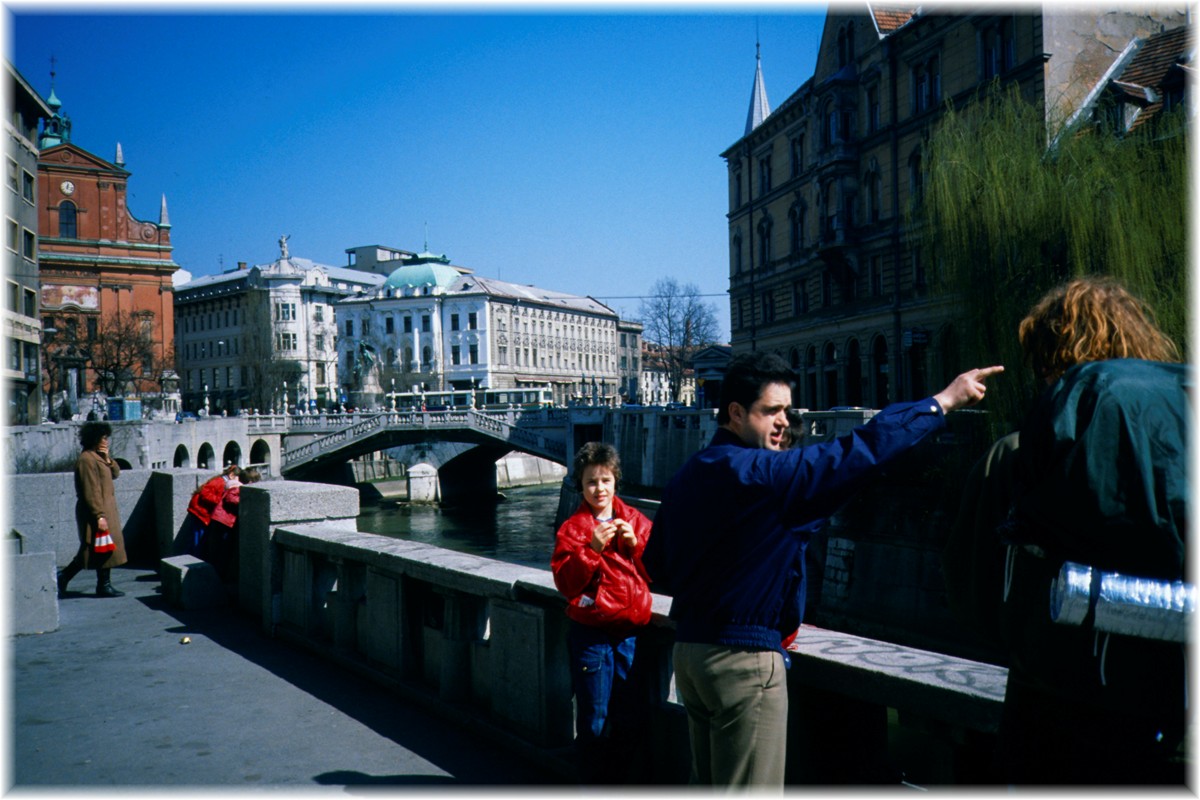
[407,463,438,503]
[160,554,227,610]
[237,481,359,624]
[7,552,59,634]
[8,473,77,564]
[153,469,211,558]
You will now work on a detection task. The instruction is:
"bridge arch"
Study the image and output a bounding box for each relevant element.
[173,444,190,468]
[223,440,243,468]
[197,442,216,470]
[250,439,272,467]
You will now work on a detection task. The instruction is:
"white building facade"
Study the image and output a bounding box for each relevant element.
[174,248,381,414]
[335,257,624,407]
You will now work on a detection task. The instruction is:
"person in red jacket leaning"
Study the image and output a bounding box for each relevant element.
[551,442,653,784]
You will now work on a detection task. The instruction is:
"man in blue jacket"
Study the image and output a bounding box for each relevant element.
[642,351,1001,787]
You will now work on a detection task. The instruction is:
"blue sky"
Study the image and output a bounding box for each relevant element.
[8,3,829,341]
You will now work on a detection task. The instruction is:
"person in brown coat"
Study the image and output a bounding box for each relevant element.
[58,421,128,598]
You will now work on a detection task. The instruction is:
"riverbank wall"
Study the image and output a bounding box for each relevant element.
[8,470,1008,784]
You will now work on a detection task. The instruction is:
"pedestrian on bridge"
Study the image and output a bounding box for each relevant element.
[58,421,127,598]
[551,442,654,784]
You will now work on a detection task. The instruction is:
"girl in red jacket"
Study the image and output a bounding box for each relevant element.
[551,442,652,783]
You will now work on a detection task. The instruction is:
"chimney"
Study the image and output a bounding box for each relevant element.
[238,261,247,270]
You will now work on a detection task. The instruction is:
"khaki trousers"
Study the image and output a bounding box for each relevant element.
[672,641,788,788]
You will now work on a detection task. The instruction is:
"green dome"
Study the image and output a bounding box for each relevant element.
[383,262,460,291]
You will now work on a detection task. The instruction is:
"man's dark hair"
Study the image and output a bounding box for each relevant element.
[79,421,113,450]
[572,441,621,492]
[717,352,795,425]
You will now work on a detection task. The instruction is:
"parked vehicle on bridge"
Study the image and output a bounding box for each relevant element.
[477,386,554,410]
[391,385,554,412]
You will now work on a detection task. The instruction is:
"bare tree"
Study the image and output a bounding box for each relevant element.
[638,277,720,403]
[91,311,157,396]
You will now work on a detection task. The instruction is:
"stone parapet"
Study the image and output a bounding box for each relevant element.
[253,513,1007,784]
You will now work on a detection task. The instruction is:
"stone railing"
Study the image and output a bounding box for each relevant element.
[233,480,1007,785]
[9,470,1008,784]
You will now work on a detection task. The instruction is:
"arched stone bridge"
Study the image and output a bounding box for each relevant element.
[278,408,571,480]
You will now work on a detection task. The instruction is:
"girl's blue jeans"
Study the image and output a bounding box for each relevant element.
[566,620,642,781]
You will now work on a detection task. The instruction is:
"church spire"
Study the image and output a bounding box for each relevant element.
[744,40,771,136]
[39,55,72,149]
[115,141,125,167]
[159,194,171,227]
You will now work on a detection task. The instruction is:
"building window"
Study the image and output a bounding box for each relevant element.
[23,288,36,317]
[469,344,478,364]
[276,332,297,351]
[757,216,772,268]
[87,317,97,340]
[315,334,325,351]
[6,219,16,252]
[982,19,1015,81]
[58,201,77,239]
[403,316,412,334]
[734,169,743,207]
[732,236,743,274]
[758,154,772,195]
[867,86,880,134]
[22,170,34,203]
[790,135,804,177]
[275,302,295,321]
[793,280,809,315]
[867,171,881,223]
[789,205,804,253]
[761,291,775,324]
[871,255,884,297]
[314,305,324,322]
[422,315,430,333]
[498,345,508,365]
[385,316,394,334]
[912,55,940,114]
[6,159,16,192]
[908,150,924,206]
[22,228,35,259]
[345,319,353,336]
[450,313,460,331]
[451,345,461,365]
[468,312,477,330]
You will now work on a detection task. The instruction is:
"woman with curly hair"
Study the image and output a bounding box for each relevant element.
[58,421,128,598]
[945,275,1187,785]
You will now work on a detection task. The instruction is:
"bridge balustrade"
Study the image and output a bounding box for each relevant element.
[280,409,568,473]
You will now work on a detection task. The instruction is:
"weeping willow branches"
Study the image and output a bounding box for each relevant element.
[922,85,1188,430]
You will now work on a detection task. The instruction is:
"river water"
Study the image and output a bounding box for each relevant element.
[355,484,562,570]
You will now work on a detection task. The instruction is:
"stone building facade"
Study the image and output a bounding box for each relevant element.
[723,6,1188,409]
[35,88,180,416]
[173,244,382,414]
[4,63,52,424]
[335,252,625,407]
